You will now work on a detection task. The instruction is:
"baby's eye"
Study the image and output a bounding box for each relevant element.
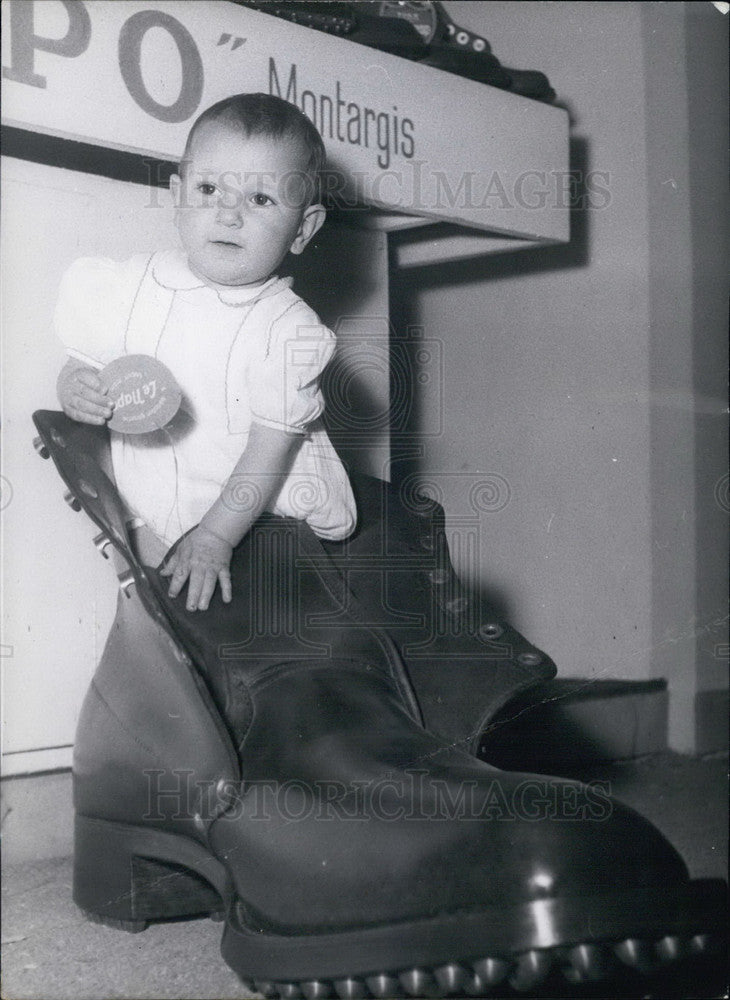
[250,192,274,207]
[198,182,217,196]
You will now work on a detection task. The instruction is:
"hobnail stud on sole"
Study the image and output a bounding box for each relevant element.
[33,436,50,459]
[398,968,443,997]
[276,983,303,999]
[433,963,467,993]
[508,949,554,991]
[471,956,511,986]
[656,934,690,964]
[614,937,660,974]
[301,981,332,999]
[63,489,82,511]
[562,942,615,982]
[223,929,723,999]
[92,531,112,558]
[333,978,367,999]
[365,973,401,998]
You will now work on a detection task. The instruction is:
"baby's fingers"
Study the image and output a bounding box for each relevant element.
[61,379,112,423]
[75,369,105,393]
[75,376,113,411]
[186,566,219,612]
[167,562,191,598]
[159,552,177,577]
[218,568,232,605]
[69,394,113,421]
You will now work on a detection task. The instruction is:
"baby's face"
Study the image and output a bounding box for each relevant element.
[170,122,324,287]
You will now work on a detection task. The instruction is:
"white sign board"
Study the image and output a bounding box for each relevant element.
[1,0,569,239]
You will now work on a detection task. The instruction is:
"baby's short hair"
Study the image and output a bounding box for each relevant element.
[181,93,326,203]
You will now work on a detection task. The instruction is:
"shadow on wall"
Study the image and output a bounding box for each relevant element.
[390,133,590,291]
[684,10,728,751]
[287,223,392,480]
[388,133,590,620]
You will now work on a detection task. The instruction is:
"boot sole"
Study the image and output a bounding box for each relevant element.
[75,814,726,995]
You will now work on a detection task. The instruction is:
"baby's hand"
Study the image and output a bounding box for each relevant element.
[58,362,113,425]
[160,526,233,612]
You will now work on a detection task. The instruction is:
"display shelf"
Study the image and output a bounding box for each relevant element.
[1,0,570,246]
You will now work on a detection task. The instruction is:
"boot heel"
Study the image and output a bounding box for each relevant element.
[74,814,224,930]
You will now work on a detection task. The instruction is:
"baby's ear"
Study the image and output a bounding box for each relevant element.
[169,173,182,208]
[290,204,326,256]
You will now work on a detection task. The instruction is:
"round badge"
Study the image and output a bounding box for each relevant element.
[99,355,182,434]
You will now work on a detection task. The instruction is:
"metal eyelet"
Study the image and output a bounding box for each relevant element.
[517,651,543,667]
[479,622,504,641]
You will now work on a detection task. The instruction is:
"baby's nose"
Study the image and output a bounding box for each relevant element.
[216,197,243,227]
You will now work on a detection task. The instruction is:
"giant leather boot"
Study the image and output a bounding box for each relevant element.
[317,471,558,755]
[33,410,726,997]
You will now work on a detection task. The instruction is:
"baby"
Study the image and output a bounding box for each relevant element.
[56,93,356,612]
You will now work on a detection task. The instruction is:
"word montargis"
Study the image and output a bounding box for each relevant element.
[269,58,415,170]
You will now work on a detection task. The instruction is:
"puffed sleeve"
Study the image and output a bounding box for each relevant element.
[54,256,146,369]
[248,299,336,435]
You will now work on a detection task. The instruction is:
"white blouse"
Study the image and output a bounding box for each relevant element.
[55,250,356,546]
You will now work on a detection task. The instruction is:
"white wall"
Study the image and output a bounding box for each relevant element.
[1,161,177,773]
[642,3,728,750]
[392,1,728,750]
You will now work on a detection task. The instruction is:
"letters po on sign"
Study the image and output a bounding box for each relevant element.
[2,0,204,123]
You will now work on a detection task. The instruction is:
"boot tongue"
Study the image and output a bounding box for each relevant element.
[146,515,423,750]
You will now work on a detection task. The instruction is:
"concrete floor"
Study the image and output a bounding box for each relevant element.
[2,752,727,1000]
